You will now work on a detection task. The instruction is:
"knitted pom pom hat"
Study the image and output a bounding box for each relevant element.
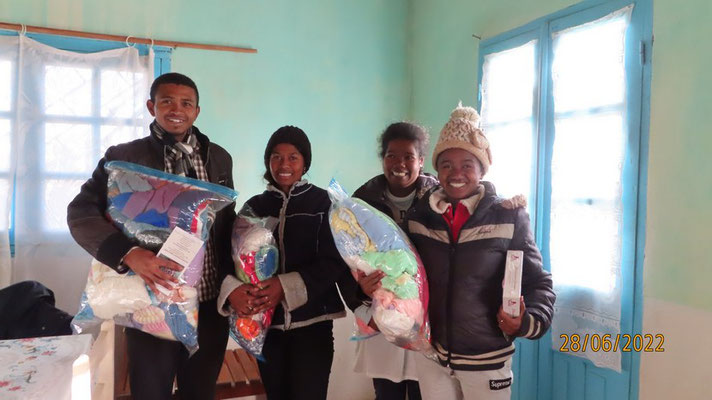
[431,102,492,175]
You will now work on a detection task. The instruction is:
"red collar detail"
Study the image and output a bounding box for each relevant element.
[442,201,471,242]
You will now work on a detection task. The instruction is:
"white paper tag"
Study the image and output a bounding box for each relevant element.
[503,250,523,317]
[155,227,204,295]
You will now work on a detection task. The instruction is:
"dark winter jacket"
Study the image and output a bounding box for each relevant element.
[238,181,350,329]
[405,181,555,371]
[352,173,438,225]
[66,126,236,282]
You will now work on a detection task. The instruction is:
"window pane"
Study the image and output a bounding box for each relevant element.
[43,179,84,232]
[45,123,93,173]
[0,119,9,171]
[44,65,92,116]
[101,70,146,118]
[480,40,537,205]
[552,15,628,113]
[481,40,536,125]
[0,179,8,231]
[550,113,625,293]
[100,125,143,155]
[485,121,534,201]
[0,60,10,112]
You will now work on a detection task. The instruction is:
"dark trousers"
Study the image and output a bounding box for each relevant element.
[126,298,229,400]
[258,320,335,400]
[374,378,422,400]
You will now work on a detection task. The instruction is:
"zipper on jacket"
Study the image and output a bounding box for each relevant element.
[445,228,457,368]
[273,183,308,330]
[275,188,291,329]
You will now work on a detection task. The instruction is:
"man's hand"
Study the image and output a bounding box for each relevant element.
[228,284,259,317]
[251,277,285,313]
[497,297,526,336]
[123,247,183,294]
[357,270,385,299]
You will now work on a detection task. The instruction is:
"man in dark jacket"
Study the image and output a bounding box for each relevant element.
[67,73,235,400]
[405,104,555,399]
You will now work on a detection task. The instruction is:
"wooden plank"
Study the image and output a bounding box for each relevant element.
[114,325,131,397]
[234,350,261,383]
[217,360,232,385]
[225,350,249,384]
[0,22,257,54]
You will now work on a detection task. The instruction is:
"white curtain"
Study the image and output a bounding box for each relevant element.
[0,34,152,312]
[0,37,16,288]
[549,5,633,372]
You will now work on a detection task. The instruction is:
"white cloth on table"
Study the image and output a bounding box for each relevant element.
[0,334,93,400]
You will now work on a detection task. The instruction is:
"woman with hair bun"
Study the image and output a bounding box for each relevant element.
[347,121,437,400]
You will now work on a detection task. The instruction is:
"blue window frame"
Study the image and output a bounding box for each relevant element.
[476,0,651,398]
[0,30,172,255]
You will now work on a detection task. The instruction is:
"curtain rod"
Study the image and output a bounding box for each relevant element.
[0,22,257,54]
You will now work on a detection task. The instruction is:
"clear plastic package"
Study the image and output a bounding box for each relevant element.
[72,161,238,354]
[227,206,279,360]
[327,179,431,352]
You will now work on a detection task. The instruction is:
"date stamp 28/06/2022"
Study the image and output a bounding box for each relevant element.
[559,334,665,353]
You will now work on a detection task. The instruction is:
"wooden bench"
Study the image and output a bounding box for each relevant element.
[114,326,265,399]
[215,349,265,399]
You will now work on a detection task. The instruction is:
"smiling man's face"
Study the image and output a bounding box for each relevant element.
[146,83,200,141]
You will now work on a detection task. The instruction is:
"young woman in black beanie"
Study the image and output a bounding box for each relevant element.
[217,125,353,400]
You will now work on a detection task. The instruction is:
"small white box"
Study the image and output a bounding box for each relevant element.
[503,250,523,317]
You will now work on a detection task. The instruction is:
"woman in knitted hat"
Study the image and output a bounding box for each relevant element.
[403,104,556,399]
[341,122,437,400]
[217,125,351,399]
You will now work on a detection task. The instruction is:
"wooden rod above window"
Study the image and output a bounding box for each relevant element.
[0,22,257,54]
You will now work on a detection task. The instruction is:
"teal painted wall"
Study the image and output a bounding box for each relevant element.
[0,0,409,203]
[644,0,712,311]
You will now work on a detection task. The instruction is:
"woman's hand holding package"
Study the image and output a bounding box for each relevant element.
[123,247,182,294]
[497,297,525,336]
[357,270,385,298]
[229,284,260,317]
[251,276,285,313]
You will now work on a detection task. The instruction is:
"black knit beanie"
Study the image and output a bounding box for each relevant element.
[263,125,312,174]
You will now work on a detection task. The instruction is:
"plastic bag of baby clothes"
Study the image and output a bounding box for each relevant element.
[327,179,431,352]
[72,161,238,353]
[227,207,279,360]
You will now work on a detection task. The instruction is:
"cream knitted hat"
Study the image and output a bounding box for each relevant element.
[432,103,492,174]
